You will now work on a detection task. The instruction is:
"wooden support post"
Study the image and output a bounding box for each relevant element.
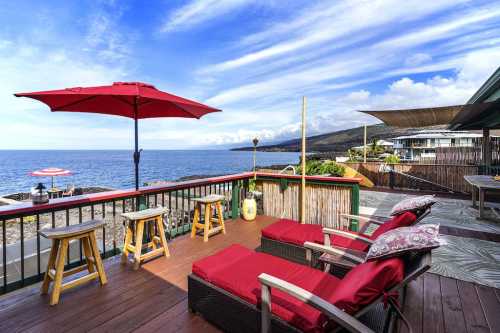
[363,124,367,163]
[350,184,360,232]
[300,96,307,224]
[231,180,240,220]
[483,128,491,170]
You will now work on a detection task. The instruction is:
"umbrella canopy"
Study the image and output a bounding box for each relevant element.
[15,82,221,190]
[31,167,72,177]
[31,167,72,189]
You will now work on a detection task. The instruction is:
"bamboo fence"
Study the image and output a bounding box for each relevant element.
[261,181,352,229]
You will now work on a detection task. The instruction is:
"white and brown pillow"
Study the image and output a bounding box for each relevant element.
[390,195,436,216]
[366,224,440,260]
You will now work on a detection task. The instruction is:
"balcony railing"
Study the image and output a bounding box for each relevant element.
[0,172,361,295]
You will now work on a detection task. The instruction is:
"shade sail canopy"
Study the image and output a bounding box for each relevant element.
[360,101,499,129]
[14,81,221,119]
[449,100,500,130]
[359,105,464,128]
[31,168,72,177]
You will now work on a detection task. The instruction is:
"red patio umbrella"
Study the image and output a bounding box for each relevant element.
[15,82,221,190]
[31,167,72,189]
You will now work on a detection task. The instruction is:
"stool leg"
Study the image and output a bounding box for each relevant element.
[50,239,68,306]
[156,216,170,258]
[216,202,226,235]
[41,239,60,295]
[121,222,133,264]
[82,236,96,273]
[149,221,157,250]
[204,204,210,242]
[191,205,200,238]
[89,232,107,285]
[133,220,145,270]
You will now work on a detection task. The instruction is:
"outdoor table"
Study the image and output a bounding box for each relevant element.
[47,188,63,199]
[464,175,500,219]
[121,207,170,270]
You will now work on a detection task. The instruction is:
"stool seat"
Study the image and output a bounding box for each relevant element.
[192,194,225,204]
[39,220,107,305]
[39,220,105,239]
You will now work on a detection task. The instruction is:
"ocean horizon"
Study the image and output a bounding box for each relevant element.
[0,150,300,195]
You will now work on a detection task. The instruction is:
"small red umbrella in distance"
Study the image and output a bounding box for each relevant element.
[31,167,72,189]
[15,82,221,190]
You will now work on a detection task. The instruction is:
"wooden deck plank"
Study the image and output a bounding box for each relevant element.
[476,284,500,333]
[423,273,445,333]
[0,216,277,332]
[399,276,423,333]
[1,215,500,333]
[439,276,466,333]
[456,280,489,333]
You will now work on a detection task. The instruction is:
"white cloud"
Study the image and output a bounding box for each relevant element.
[160,0,256,33]
[404,53,432,67]
[202,0,470,73]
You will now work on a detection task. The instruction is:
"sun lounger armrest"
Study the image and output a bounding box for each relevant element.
[258,273,374,333]
[303,242,365,264]
[322,228,374,244]
[341,213,385,225]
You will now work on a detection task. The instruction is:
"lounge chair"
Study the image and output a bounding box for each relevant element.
[260,208,429,271]
[188,244,431,333]
[62,184,75,197]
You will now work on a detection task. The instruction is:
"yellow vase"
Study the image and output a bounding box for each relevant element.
[242,198,257,221]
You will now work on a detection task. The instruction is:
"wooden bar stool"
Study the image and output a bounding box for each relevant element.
[39,220,107,306]
[121,207,170,270]
[191,194,226,242]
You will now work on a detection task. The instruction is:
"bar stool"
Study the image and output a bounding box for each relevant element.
[121,207,170,270]
[39,220,107,305]
[191,194,226,242]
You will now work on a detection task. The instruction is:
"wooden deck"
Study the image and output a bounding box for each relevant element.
[0,216,499,333]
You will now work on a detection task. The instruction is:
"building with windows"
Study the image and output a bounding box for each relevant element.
[392,130,482,161]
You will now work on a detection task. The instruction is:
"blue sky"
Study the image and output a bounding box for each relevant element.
[0,0,499,149]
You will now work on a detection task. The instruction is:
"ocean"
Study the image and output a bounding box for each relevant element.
[0,150,300,195]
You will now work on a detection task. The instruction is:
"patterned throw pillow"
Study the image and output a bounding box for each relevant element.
[366,224,440,260]
[390,195,436,216]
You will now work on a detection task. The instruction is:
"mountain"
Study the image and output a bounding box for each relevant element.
[232,123,446,153]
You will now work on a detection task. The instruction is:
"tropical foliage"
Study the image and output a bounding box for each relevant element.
[384,154,401,164]
[297,160,345,177]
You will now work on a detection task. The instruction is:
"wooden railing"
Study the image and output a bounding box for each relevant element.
[0,172,361,294]
[0,173,254,294]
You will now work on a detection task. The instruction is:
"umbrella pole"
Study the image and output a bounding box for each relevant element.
[133,101,140,191]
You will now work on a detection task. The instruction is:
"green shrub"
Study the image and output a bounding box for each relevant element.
[384,154,400,164]
[297,160,345,177]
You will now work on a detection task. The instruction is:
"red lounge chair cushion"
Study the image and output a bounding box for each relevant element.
[194,245,341,332]
[370,211,417,239]
[192,244,253,281]
[280,223,325,246]
[193,245,405,332]
[329,257,404,314]
[329,230,373,252]
[261,219,300,241]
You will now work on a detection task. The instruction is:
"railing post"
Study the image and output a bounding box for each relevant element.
[350,184,360,232]
[231,180,241,220]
